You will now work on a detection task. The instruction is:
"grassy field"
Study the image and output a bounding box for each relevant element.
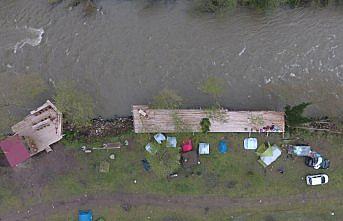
[0,130,342,220]
[57,130,343,197]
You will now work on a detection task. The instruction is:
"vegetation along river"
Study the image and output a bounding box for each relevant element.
[1,0,343,131]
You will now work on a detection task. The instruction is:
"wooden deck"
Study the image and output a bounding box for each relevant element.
[133,105,285,133]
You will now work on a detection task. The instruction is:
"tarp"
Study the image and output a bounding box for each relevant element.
[258,144,282,167]
[0,135,30,167]
[218,141,228,154]
[291,145,312,157]
[145,143,158,154]
[78,210,93,221]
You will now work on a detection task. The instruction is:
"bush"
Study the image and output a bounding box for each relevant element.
[48,0,62,4]
[151,89,183,109]
[195,0,237,13]
[54,82,95,129]
[285,102,311,127]
[200,118,211,133]
[200,76,226,99]
[84,0,97,16]
[241,0,284,9]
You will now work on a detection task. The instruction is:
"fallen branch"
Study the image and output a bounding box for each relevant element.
[290,126,343,134]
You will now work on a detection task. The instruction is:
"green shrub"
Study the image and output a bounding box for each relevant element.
[54,82,95,129]
[48,0,62,4]
[285,102,311,127]
[200,118,211,133]
[243,0,282,9]
[200,76,226,99]
[195,0,237,13]
[151,89,183,109]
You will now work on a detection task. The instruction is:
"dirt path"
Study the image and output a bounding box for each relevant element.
[2,191,342,221]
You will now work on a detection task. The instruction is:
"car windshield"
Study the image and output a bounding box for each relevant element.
[308,178,312,184]
[321,177,326,183]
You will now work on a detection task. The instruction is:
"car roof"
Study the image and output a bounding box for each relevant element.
[308,174,327,185]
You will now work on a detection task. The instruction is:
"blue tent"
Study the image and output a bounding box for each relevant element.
[218,141,228,154]
[79,210,93,221]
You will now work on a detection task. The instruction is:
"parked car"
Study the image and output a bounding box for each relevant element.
[305,156,330,169]
[306,174,329,186]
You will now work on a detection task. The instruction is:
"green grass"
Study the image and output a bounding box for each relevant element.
[1,130,342,219]
[58,131,343,198]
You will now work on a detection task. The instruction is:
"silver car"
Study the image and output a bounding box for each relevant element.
[306,174,329,186]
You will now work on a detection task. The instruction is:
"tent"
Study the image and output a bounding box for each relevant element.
[78,210,93,221]
[257,143,282,167]
[244,138,258,150]
[218,141,228,154]
[198,143,210,155]
[182,139,192,152]
[166,136,177,148]
[154,133,166,144]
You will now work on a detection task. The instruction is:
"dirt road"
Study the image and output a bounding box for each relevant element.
[1,190,342,221]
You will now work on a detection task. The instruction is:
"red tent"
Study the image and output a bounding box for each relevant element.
[182,139,193,152]
[0,135,30,167]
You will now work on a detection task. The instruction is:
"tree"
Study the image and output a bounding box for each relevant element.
[200,76,226,99]
[54,82,94,129]
[200,118,211,133]
[151,89,183,109]
[285,102,311,127]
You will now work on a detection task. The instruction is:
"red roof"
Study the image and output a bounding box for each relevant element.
[0,135,30,167]
[182,139,193,152]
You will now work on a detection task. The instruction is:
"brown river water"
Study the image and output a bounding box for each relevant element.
[1,0,343,120]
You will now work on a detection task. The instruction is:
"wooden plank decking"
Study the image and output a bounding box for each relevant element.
[133,105,285,133]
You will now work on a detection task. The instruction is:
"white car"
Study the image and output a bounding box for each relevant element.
[306,174,329,186]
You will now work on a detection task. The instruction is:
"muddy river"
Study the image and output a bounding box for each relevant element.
[1,0,343,120]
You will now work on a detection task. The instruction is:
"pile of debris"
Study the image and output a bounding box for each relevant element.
[293,119,343,134]
[86,117,133,137]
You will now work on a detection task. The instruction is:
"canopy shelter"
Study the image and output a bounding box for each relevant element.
[133,105,285,133]
[0,135,30,167]
[218,140,228,154]
[78,210,92,221]
[257,143,282,168]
